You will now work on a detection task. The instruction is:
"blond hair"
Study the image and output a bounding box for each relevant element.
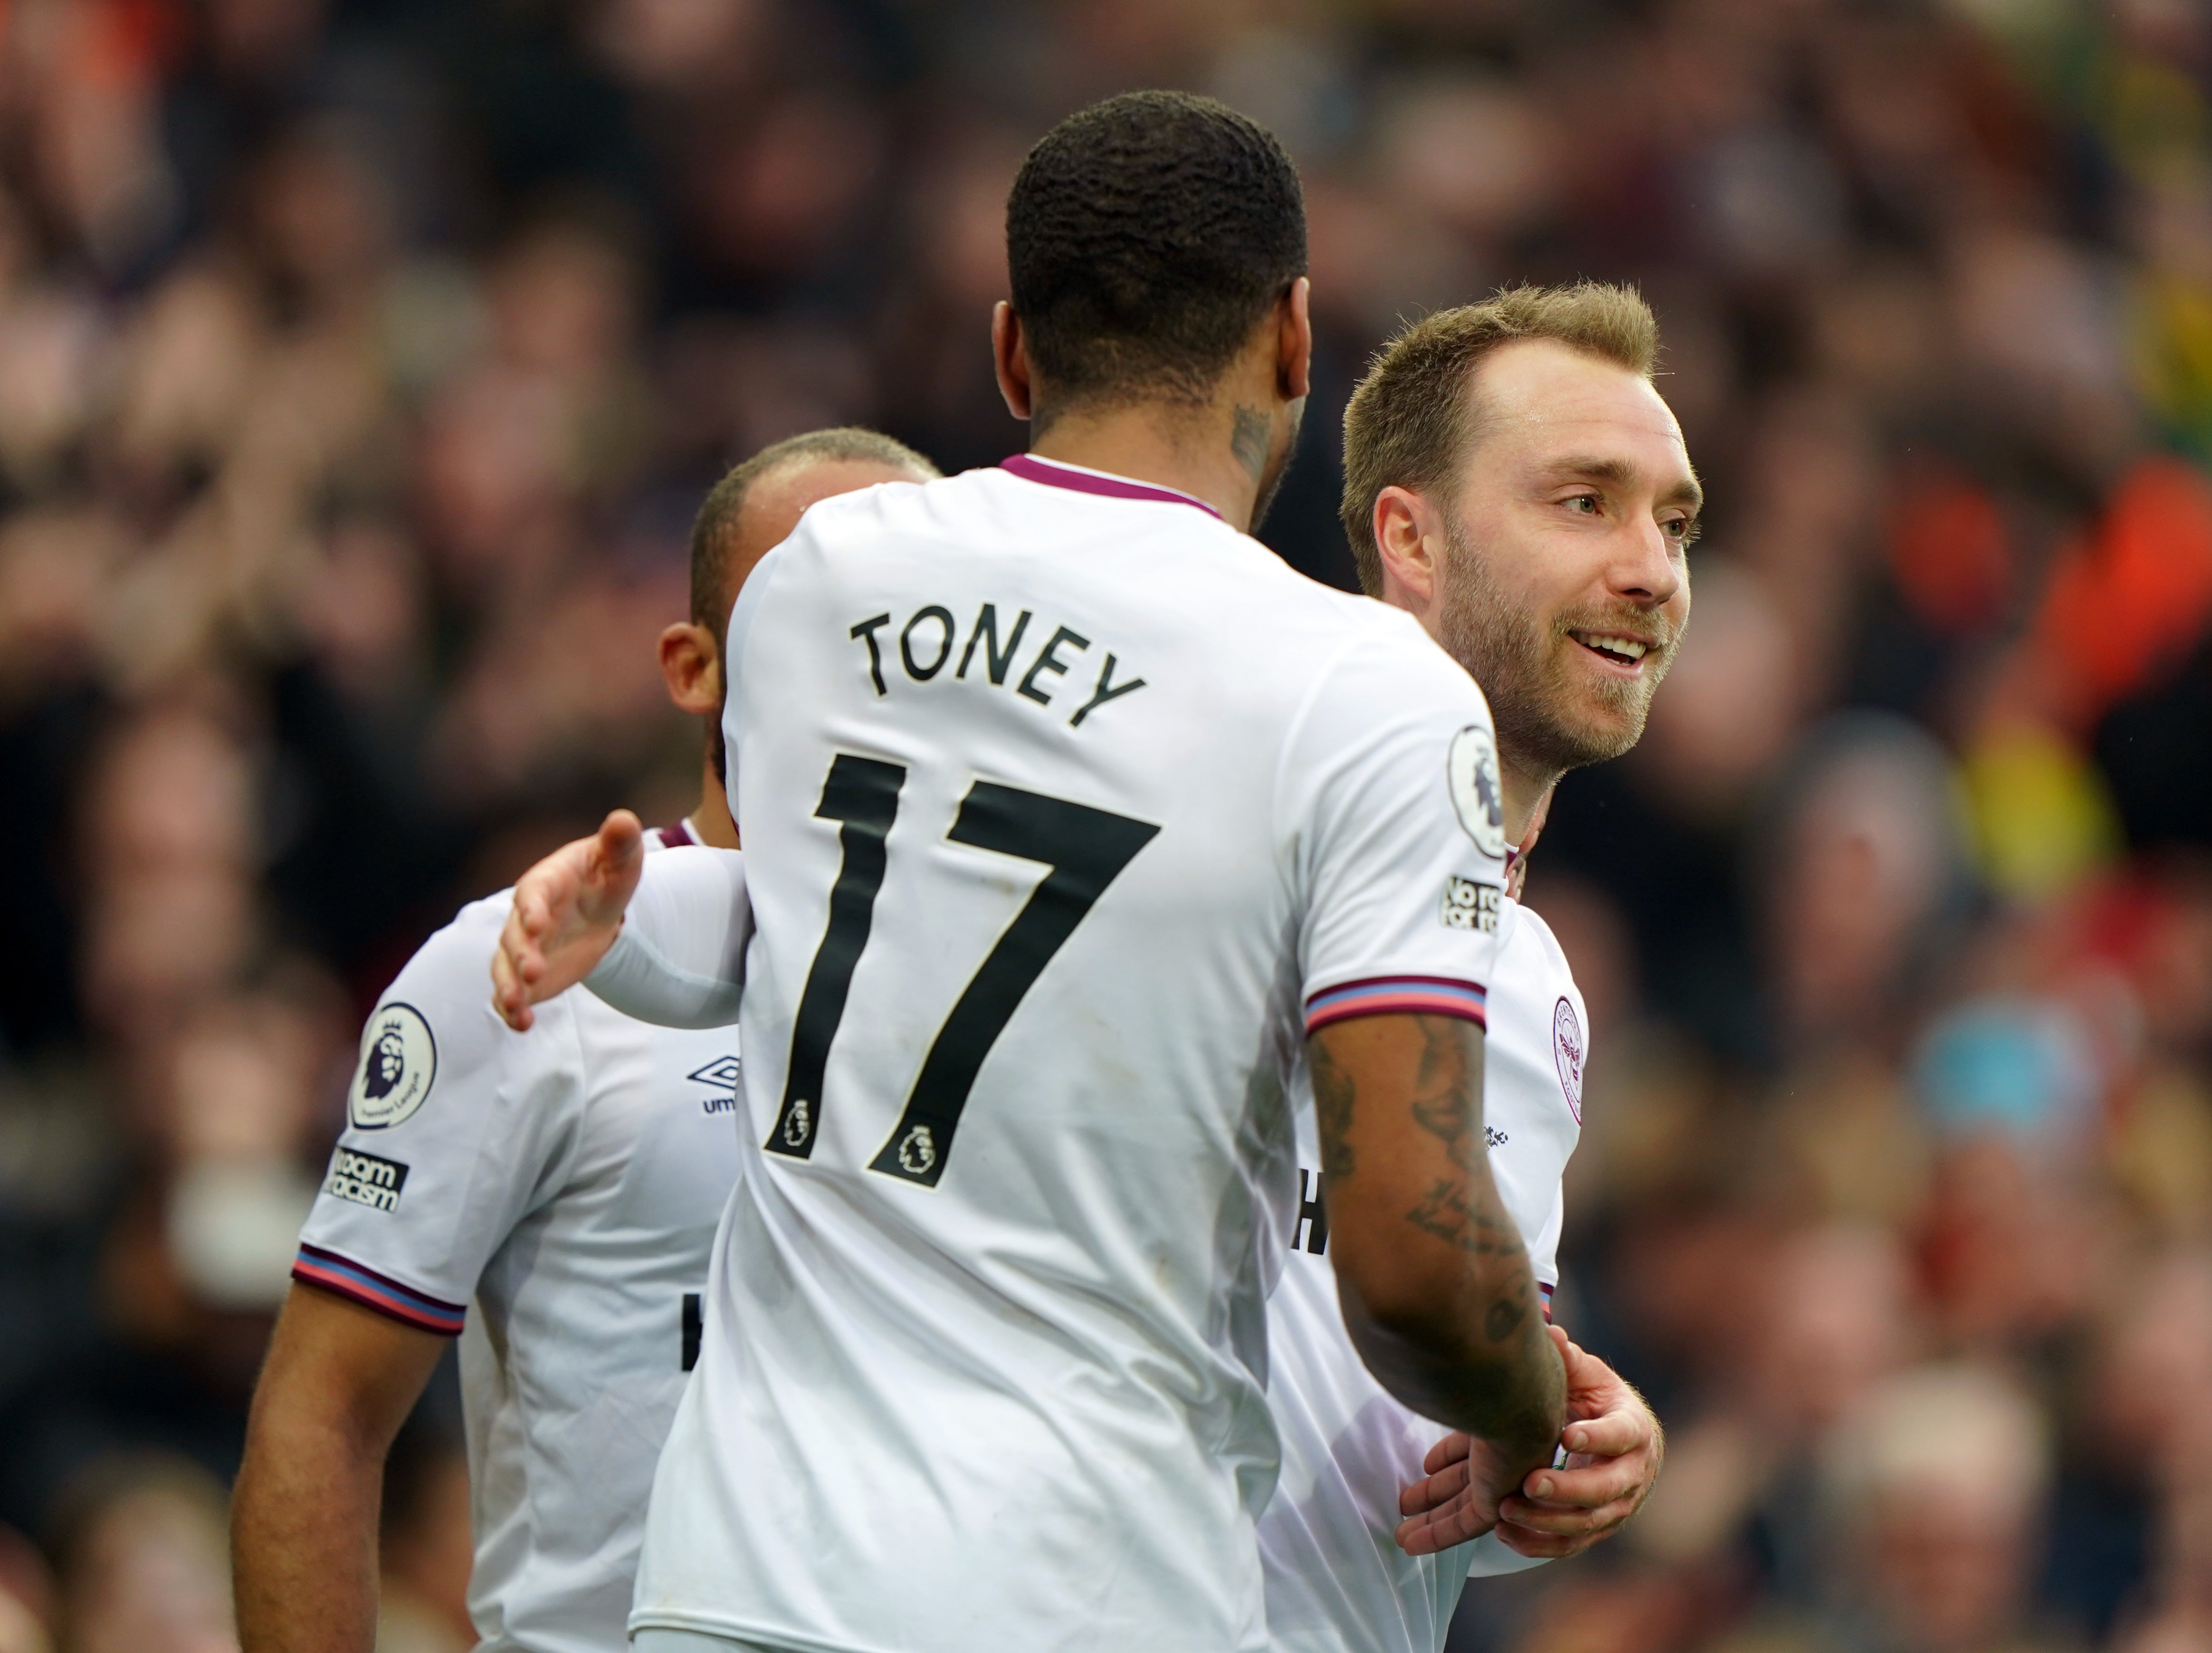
[1339,284,1659,595]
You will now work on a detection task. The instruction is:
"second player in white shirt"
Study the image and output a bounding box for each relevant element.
[1260,893,1587,1653]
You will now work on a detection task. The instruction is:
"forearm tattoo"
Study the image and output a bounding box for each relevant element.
[1312,1033,1356,1176]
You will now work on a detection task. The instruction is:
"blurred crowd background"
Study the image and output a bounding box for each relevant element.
[1,0,2210,1650]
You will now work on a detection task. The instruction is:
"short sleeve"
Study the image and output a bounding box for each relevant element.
[294,897,585,1333]
[1286,623,1511,1036]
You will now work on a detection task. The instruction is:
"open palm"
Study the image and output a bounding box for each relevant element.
[491,811,647,1030]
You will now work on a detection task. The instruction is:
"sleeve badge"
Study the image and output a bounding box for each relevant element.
[1447,724,1508,859]
[349,1003,438,1129]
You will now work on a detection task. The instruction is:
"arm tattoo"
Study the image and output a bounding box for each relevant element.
[1484,1297,1527,1342]
[1408,1018,1477,1169]
[1403,1179,1521,1261]
[1399,1016,1528,1342]
[1311,1035,1356,1177]
[1231,405,1270,483]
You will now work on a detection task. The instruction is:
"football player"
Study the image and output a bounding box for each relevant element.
[231,429,939,1653]
[1260,286,1684,1652]
[493,92,1566,1653]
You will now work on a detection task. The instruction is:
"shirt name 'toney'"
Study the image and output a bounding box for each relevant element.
[849,602,1147,728]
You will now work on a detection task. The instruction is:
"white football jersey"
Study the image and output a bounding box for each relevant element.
[632,457,1513,1653]
[295,825,745,1653]
[1259,896,1586,1653]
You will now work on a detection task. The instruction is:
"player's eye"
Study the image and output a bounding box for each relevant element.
[1564,493,1600,515]
[1663,515,1703,548]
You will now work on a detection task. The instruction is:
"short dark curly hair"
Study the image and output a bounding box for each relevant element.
[1007,91,1306,420]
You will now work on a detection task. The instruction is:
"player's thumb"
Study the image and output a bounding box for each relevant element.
[587,810,646,908]
[595,810,644,871]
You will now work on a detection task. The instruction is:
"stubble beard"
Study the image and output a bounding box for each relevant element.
[1432,514,1672,782]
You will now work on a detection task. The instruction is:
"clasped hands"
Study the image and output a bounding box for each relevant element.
[1396,1322,1661,1560]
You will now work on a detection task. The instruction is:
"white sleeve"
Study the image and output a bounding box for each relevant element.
[295,898,583,1331]
[585,846,751,1028]
[1287,622,1511,1038]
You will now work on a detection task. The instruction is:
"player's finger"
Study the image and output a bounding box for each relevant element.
[1394,1521,1457,1557]
[490,950,534,1032]
[1422,1431,1473,1476]
[1398,1504,1486,1557]
[1516,1453,1644,1511]
[1398,1456,1470,1517]
[1561,1408,1649,1460]
[513,889,554,956]
[510,889,553,967]
[1493,1521,1582,1560]
[495,917,546,1008]
[1393,1504,1491,1556]
[1495,1492,1639,1537]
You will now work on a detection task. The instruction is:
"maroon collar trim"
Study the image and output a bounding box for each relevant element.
[1000,454,1223,521]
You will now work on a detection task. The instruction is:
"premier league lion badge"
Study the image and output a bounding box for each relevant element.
[1446,724,1507,859]
[349,1003,438,1129]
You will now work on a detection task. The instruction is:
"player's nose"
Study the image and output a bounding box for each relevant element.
[1605,516,1682,609]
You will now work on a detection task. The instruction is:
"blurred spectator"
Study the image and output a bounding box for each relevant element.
[47,1456,236,1653]
[1822,1363,2069,1653]
[375,1417,474,1653]
[0,2,2206,1650]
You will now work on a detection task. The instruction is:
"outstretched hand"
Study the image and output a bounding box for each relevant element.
[1396,1323,1662,1559]
[491,811,646,1031]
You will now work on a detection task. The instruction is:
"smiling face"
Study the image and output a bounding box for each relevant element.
[1430,338,1698,778]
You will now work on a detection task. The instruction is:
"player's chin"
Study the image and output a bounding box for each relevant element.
[1555,699,1648,767]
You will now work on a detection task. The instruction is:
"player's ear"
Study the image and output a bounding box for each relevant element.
[1277,277,1312,403]
[659,622,721,716]
[993,301,1035,421]
[1373,487,1441,612]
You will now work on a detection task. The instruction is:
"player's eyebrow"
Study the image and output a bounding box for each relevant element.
[1663,471,1704,514]
[1547,455,1705,515]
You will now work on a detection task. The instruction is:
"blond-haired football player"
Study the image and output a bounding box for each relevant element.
[1260,285,1681,1653]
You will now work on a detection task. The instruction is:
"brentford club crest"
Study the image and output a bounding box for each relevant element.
[1553,996,1584,1123]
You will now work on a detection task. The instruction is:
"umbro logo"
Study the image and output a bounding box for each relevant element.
[689,1055,741,1116]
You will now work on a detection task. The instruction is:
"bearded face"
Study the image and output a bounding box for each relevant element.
[1431,507,1683,778]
